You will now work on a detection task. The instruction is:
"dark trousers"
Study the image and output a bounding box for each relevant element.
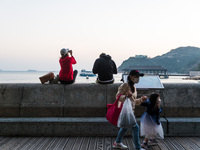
[60,70,78,84]
[96,78,114,84]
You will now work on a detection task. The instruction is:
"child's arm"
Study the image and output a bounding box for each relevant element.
[134,95,148,105]
[140,99,149,107]
[159,108,162,113]
[155,109,161,125]
[155,107,162,125]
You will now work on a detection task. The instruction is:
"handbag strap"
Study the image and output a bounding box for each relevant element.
[113,94,122,106]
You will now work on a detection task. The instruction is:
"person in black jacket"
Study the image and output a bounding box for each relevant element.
[92,53,117,84]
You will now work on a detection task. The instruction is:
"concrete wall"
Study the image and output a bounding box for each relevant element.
[161,83,200,117]
[0,83,200,117]
[0,83,200,136]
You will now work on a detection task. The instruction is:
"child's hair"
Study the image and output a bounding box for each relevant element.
[149,92,160,108]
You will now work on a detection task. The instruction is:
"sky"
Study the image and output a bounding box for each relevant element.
[1,0,200,71]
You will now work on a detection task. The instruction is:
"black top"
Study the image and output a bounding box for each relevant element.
[141,99,162,125]
[92,54,117,81]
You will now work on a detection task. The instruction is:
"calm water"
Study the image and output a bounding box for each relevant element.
[0,71,199,84]
[0,71,121,83]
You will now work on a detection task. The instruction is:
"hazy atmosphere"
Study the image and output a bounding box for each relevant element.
[1,0,200,71]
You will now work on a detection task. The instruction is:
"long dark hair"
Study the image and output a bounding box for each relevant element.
[149,93,160,108]
[127,75,135,93]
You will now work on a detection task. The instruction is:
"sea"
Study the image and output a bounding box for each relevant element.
[0,71,199,84]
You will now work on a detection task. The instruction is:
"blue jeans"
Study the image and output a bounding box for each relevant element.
[116,124,141,149]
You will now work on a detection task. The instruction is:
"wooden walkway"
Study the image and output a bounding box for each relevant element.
[0,137,199,150]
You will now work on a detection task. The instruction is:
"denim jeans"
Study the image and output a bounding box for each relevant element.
[116,124,141,149]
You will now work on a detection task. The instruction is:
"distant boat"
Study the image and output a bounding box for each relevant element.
[183,76,200,80]
[80,69,96,77]
[27,70,37,72]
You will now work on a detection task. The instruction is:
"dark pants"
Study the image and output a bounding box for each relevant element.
[60,70,78,84]
[96,78,114,84]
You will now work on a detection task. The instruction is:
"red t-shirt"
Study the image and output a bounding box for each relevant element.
[59,56,77,81]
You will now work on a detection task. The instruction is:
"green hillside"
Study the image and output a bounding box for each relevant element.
[118,46,200,73]
[118,57,157,71]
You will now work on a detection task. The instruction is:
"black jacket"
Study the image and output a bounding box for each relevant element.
[92,54,117,81]
[141,99,162,125]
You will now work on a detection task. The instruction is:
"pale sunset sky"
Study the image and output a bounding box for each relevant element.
[1,0,200,71]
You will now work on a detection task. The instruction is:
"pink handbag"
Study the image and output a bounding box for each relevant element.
[106,94,123,126]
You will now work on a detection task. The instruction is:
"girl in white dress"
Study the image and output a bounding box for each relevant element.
[140,93,164,149]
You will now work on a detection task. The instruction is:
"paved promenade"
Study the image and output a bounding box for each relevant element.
[0,136,199,150]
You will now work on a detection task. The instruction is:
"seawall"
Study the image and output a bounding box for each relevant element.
[0,83,200,136]
[1,83,200,117]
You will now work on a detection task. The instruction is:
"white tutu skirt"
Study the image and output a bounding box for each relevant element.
[140,112,164,139]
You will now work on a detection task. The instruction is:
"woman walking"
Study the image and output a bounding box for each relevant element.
[113,70,147,150]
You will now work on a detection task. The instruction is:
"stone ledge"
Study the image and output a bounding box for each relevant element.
[166,117,200,136]
[0,83,200,117]
[0,117,199,136]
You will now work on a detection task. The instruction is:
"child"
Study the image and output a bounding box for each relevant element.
[140,93,164,149]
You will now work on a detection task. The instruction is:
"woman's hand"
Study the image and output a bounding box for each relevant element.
[125,91,132,98]
[141,96,148,102]
[69,50,73,56]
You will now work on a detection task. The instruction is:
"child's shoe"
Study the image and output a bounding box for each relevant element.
[141,141,150,149]
[113,141,128,149]
[148,139,158,145]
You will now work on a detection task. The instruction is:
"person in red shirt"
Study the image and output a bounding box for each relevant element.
[59,48,78,84]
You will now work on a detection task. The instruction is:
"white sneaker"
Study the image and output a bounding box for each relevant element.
[113,141,128,149]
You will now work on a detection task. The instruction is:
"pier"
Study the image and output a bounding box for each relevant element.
[122,66,169,78]
[0,83,200,149]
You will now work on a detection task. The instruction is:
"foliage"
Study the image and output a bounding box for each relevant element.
[118,46,200,73]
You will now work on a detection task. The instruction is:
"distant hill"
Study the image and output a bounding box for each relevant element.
[118,46,200,73]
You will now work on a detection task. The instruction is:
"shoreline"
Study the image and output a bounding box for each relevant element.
[1,71,199,84]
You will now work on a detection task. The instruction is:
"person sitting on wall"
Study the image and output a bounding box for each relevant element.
[92,53,117,84]
[59,48,78,84]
